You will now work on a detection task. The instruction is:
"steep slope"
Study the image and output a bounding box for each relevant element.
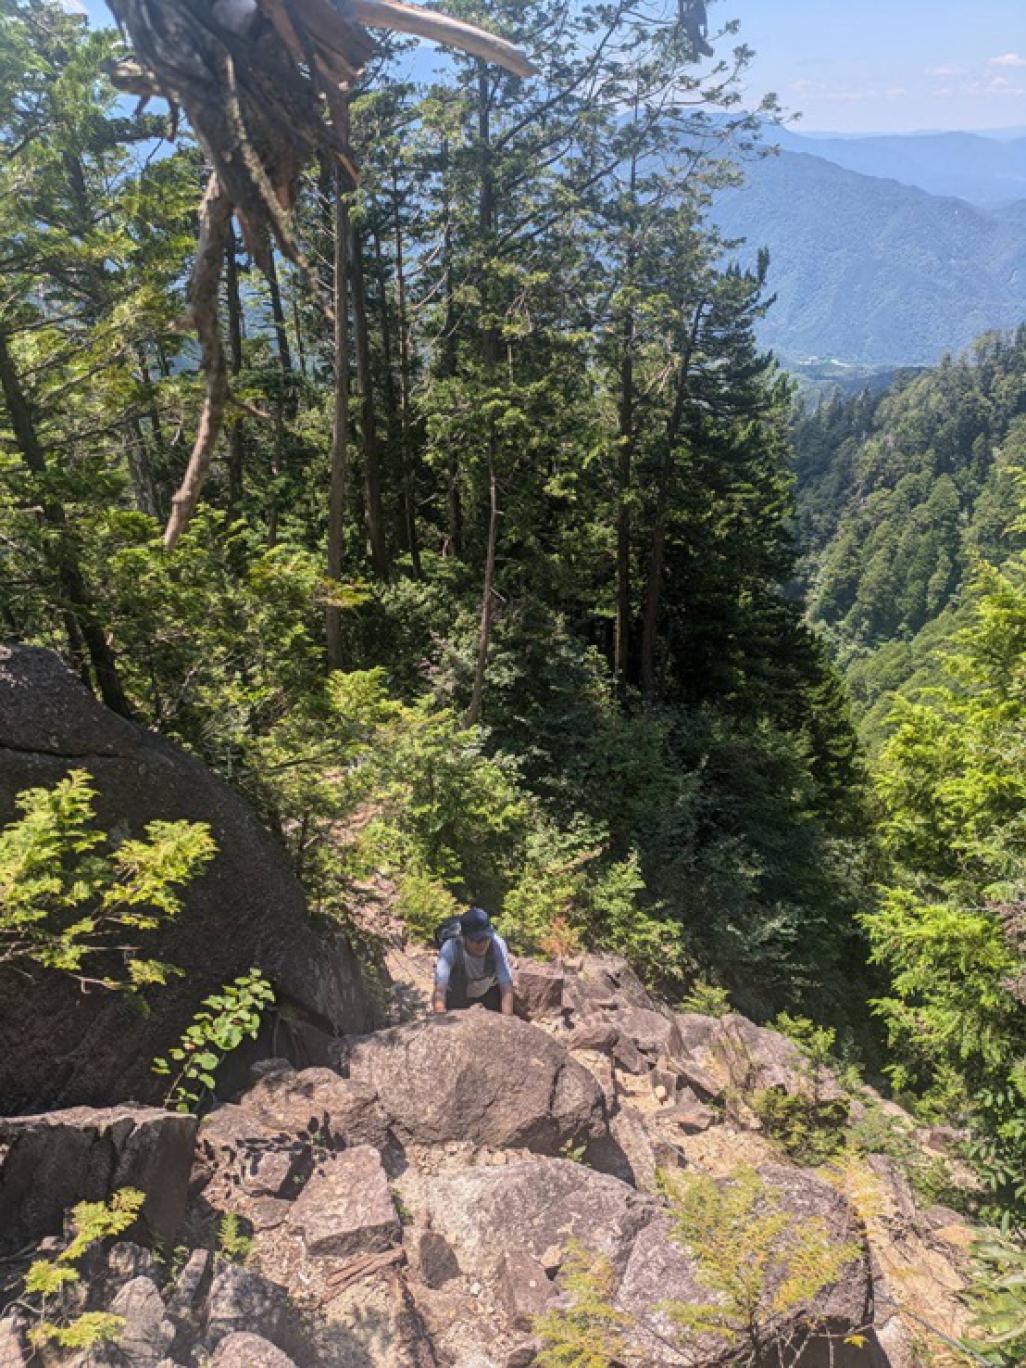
[0,951,984,1366]
[711,149,1026,365]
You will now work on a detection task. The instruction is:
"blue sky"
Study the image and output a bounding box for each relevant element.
[730,0,1026,133]
[80,0,1025,135]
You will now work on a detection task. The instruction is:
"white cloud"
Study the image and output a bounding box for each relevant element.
[989,52,1026,68]
[927,65,965,77]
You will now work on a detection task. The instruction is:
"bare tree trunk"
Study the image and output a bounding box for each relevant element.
[614,144,638,685]
[466,458,498,726]
[265,249,294,375]
[467,61,500,725]
[265,248,296,547]
[440,136,462,557]
[639,305,705,698]
[164,174,232,550]
[326,166,352,670]
[224,220,247,516]
[389,180,422,576]
[0,323,131,715]
[127,417,160,517]
[375,211,421,577]
[350,222,390,579]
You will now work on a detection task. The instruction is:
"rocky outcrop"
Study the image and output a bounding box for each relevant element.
[0,645,381,1114]
[346,1011,608,1154]
[0,950,983,1368]
[0,1106,197,1254]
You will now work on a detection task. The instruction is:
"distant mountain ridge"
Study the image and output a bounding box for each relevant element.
[771,126,1026,207]
[711,146,1026,367]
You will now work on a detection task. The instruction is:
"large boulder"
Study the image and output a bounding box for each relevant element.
[238,1061,390,1152]
[289,1146,400,1258]
[0,1106,196,1254]
[0,645,381,1113]
[404,1158,652,1279]
[347,1012,608,1154]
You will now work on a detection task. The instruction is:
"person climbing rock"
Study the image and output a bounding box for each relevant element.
[432,907,515,1015]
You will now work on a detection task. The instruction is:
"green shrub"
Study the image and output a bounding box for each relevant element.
[751,1088,849,1167]
[681,981,733,1017]
[152,969,275,1112]
[661,1166,862,1359]
[963,1236,1026,1366]
[535,1167,864,1367]
[534,1240,629,1368]
[217,1212,253,1264]
[0,770,215,989]
[24,1188,145,1350]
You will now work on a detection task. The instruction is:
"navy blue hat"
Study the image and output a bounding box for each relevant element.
[461,906,492,937]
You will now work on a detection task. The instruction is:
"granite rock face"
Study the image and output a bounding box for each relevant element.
[0,644,380,1114]
[347,1011,608,1154]
[0,925,979,1368]
[0,1106,196,1254]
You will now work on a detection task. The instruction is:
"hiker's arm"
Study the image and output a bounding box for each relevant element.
[432,942,453,1014]
[495,937,515,1015]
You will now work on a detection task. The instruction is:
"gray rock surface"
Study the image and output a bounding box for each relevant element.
[412,1230,460,1289]
[289,1146,400,1258]
[0,644,380,1114]
[513,962,564,1020]
[0,1106,196,1253]
[348,1013,607,1153]
[204,1262,290,1352]
[238,1063,389,1152]
[495,1249,555,1331]
[107,1276,176,1366]
[412,1158,652,1279]
[210,1332,298,1367]
[0,1317,27,1367]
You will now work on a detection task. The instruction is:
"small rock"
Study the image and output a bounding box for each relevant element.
[676,1061,724,1103]
[496,1249,555,1331]
[653,1084,668,1103]
[568,1019,619,1052]
[0,1317,27,1367]
[290,1146,399,1258]
[211,1332,298,1367]
[105,1240,160,1287]
[195,1106,309,1200]
[166,1247,212,1322]
[612,1035,648,1075]
[415,1230,460,1288]
[650,1065,681,1100]
[663,1100,715,1135]
[108,1276,175,1366]
[205,1262,289,1350]
[514,962,565,1020]
[469,1280,482,1297]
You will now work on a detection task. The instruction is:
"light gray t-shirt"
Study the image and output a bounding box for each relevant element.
[434,933,514,998]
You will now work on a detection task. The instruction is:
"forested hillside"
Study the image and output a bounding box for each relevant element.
[793,328,1026,742]
[711,148,1026,365]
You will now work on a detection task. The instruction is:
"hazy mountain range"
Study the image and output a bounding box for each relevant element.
[771,126,1026,207]
[712,127,1026,369]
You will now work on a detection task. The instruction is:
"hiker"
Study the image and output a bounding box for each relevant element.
[432,907,515,1015]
